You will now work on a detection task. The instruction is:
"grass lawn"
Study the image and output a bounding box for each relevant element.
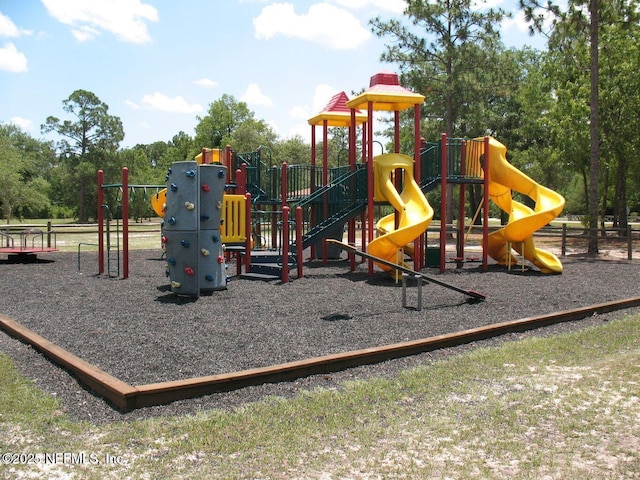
[1,314,638,479]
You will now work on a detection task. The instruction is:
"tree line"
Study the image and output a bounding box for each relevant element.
[1,0,639,252]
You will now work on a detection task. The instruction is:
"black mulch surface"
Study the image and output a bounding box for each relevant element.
[1,249,639,424]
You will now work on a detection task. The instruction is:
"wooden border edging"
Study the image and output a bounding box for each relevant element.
[3,296,640,411]
[0,314,138,411]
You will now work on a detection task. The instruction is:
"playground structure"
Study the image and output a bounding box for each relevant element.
[215,70,565,281]
[97,70,564,288]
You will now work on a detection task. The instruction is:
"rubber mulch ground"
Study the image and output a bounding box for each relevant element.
[1,248,639,423]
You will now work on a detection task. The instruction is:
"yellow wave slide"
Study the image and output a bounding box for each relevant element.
[368,153,434,276]
[480,137,565,273]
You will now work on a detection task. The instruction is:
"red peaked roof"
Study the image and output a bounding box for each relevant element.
[308,91,367,127]
[346,71,425,111]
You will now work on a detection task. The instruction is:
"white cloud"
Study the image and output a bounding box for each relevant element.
[6,116,33,131]
[0,42,27,72]
[70,25,101,42]
[500,0,568,36]
[193,78,218,89]
[41,0,158,43]
[140,92,203,113]
[0,12,18,37]
[0,12,33,37]
[312,83,339,113]
[332,0,405,14]
[286,84,339,128]
[241,83,274,107]
[288,121,312,141]
[289,105,309,120]
[253,2,370,49]
[265,118,281,136]
[503,10,533,33]
[125,99,139,109]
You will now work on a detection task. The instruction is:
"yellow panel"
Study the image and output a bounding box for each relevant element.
[195,148,222,165]
[220,194,247,244]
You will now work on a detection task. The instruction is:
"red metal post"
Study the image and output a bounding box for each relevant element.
[367,102,374,275]
[244,193,252,273]
[296,206,303,278]
[310,124,317,261]
[121,167,129,279]
[458,140,467,260]
[414,103,423,270]
[322,120,329,263]
[97,170,105,275]
[361,122,367,261]
[482,136,490,271]
[281,162,288,206]
[440,133,448,273]
[235,169,242,195]
[282,206,290,283]
[348,109,357,271]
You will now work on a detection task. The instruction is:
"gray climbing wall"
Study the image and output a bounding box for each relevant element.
[163,161,227,297]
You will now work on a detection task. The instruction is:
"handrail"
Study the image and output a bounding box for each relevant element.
[77,242,100,272]
[0,231,15,249]
[293,166,366,209]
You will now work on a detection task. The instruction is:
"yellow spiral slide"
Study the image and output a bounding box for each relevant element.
[368,153,434,275]
[481,137,565,273]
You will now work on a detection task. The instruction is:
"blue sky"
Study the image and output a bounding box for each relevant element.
[1,0,549,149]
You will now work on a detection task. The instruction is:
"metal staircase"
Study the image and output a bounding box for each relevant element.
[240,167,368,281]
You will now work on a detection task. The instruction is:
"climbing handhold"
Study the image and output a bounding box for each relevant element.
[217,170,225,178]
[161,235,167,244]
[167,216,176,225]
[211,234,219,242]
[171,281,181,288]
[170,182,178,191]
[184,267,195,276]
[217,201,223,209]
[167,257,176,266]
[217,255,224,264]
[205,274,214,282]
[185,170,196,178]
[180,239,190,248]
[201,184,210,192]
[200,215,210,221]
[201,248,210,256]
[185,202,195,210]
